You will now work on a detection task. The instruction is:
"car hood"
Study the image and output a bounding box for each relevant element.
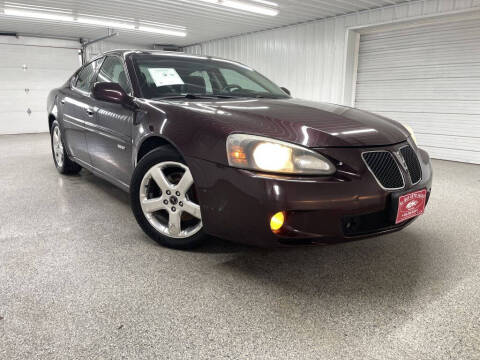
[153,98,409,148]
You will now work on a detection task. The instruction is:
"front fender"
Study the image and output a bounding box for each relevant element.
[134,100,231,168]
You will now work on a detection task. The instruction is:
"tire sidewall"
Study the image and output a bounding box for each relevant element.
[130,147,207,249]
[50,120,66,172]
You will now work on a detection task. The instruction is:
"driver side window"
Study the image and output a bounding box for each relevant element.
[97,56,131,94]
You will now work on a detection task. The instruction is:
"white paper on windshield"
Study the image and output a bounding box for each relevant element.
[147,68,184,87]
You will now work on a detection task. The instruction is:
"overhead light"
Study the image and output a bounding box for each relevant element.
[78,17,186,36]
[198,0,279,16]
[250,0,279,7]
[4,7,74,22]
[77,16,135,30]
[138,25,187,37]
[3,4,187,37]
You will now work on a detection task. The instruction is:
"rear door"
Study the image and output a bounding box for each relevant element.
[85,55,134,187]
[62,58,103,165]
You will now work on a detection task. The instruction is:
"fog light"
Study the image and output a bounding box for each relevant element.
[270,211,285,232]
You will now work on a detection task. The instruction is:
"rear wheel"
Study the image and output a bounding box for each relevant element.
[130,147,207,249]
[50,120,81,174]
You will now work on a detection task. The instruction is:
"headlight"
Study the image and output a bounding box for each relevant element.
[226,134,335,175]
[403,124,417,145]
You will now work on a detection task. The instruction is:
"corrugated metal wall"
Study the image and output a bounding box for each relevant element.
[185,0,480,105]
[355,18,480,164]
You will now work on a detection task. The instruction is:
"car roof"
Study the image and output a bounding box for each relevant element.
[101,49,208,60]
[94,49,251,68]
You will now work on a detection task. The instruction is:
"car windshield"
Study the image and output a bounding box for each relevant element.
[132,55,289,100]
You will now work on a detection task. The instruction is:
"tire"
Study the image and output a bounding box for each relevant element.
[50,120,82,175]
[130,147,208,249]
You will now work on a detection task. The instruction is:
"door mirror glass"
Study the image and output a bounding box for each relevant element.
[280,87,291,96]
[92,82,129,105]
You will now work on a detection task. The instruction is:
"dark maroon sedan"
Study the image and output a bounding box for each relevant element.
[47,50,432,249]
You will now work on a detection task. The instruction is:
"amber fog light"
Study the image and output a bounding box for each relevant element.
[270,211,285,232]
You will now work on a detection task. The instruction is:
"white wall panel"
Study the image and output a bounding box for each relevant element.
[185,0,480,105]
[0,36,80,134]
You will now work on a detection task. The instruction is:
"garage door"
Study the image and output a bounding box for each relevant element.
[355,19,480,164]
[0,41,80,134]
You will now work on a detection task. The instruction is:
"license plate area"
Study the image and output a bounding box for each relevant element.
[395,189,427,224]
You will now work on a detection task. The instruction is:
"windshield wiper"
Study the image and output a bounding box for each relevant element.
[157,94,236,100]
[253,94,285,99]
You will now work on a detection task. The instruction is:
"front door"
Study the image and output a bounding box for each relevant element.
[62,59,103,165]
[85,56,134,187]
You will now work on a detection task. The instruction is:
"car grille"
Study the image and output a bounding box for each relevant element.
[400,145,422,184]
[362,151,404,190]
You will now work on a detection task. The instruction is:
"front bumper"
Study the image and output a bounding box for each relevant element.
[186,141,433,247]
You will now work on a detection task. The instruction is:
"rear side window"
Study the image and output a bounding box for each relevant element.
[97,56,131,94]
[74,58,103,93]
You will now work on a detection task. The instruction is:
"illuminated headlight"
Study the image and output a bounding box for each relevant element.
[226,134,335,175]
[403,124,417,145]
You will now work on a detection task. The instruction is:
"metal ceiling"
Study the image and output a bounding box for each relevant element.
[0,0,413,46]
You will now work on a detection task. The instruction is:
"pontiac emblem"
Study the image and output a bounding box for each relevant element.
[395,151,408,171]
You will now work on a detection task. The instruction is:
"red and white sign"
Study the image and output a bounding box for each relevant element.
[396,189,427,224]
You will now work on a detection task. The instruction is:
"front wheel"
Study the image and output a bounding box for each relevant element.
[130,147,207,249]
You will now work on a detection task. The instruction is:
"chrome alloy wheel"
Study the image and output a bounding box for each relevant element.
[52,126,64,167]
[139,161,202,239]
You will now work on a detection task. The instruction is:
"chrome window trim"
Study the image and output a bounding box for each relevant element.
[361,150,406,191]
[399,145,422,186]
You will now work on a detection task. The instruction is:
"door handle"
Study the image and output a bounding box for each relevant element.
[61,99,65,104]
[86,108,95,117]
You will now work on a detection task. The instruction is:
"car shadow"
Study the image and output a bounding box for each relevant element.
[80,169,131,206]
[191,236,251,253]
[209,230,431,304]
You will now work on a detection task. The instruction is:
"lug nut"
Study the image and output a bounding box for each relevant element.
[179,201,183,207]
[163,200,168,205]
[176,191,181,196]
[171,207,176,212]
[166,190,171,195]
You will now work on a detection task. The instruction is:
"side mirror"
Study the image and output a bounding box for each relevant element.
[92,82,129,105]
[280,87,291,96]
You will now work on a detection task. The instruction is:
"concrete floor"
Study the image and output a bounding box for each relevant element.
[0,133,479,360]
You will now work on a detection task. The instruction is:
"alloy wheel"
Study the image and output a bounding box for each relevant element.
[139,161,202,239]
